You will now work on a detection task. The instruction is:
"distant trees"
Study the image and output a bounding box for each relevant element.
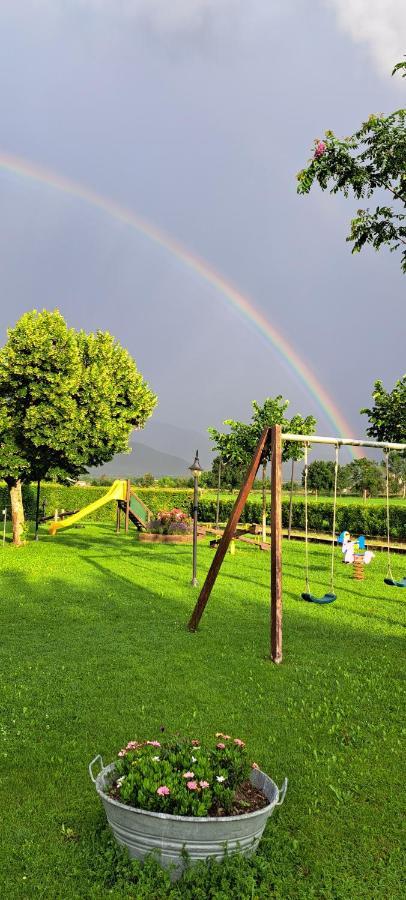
[302,457,386,498]
[0,310,157,544]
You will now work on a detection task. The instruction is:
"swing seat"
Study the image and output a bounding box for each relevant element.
[384,577,406,588]
[301,592,337,605]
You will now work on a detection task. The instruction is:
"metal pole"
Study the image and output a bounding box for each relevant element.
[192,473,198,587]
[282,433,406,451]
[2,507,6,545]
[35,479,41,541]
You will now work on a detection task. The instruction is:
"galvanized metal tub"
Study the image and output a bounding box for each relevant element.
[89,755,287,880]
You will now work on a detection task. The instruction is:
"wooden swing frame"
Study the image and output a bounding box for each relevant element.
[187,426,406,664]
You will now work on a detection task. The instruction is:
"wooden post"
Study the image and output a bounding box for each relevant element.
[188,428,270,631]
[125,479,131,534]
[270,425,282,663]
[116,503,121,533]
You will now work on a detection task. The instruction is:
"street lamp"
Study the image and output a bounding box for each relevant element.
[189,450,203,587]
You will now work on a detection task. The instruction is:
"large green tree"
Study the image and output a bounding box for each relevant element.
[361,376,406,443]
[297,63,406,272]
[209,397,316,540]
[0,310,157,544]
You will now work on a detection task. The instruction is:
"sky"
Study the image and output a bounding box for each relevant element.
[0,0,404,465]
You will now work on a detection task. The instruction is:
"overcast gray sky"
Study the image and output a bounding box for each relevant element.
[0,1,404,461]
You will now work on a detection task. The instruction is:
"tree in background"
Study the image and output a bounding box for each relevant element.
[361,376,406,443]
[385,452,406,497]
[303,460,336,494]
[0,310,157,544]
[347,458,385,498]
[297,63,406,272]
[209,397,316,540]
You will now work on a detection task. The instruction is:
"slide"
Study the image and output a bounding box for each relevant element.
[49,480,127,535]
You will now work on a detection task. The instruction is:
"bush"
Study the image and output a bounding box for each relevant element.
[1,482,404,539]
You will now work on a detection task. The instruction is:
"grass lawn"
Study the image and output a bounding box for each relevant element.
[0,524,405,898]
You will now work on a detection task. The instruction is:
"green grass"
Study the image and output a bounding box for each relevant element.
[0,525,405,898]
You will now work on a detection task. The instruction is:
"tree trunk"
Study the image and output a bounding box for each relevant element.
[262,461,267,543]
[9,480,25,546]
[288,458,294,540]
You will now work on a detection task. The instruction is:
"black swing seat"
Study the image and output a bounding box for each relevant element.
[384,577,406,588]
[301,592,337,605]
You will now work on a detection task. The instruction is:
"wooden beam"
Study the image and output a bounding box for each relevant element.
[270,424,282,663]
[188,428,271,632]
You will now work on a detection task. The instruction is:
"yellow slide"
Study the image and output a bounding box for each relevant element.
[49,479,127,535]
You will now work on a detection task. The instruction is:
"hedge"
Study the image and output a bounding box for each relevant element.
[1,483,404,540]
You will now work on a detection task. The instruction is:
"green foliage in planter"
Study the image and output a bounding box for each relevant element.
[112,734,250,817]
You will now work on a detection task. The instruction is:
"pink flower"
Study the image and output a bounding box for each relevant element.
[314,140,327,158]
[251,762,259,770]
[157,785,170,796]
[118,749,127,757]
[216,743,226,750]
[126,741,139,750]
[191,740,200,746]
[199,780,209,789]
[146,741,161,747]
[215,732,231,739]
[187,781,198,790]
[183,771,195,779]
[234,739,245,748]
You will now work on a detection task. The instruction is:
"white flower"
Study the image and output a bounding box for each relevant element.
[152,756,160,761]
[116,776,125,787]
[191,756,197,763]
[216,776,226,783]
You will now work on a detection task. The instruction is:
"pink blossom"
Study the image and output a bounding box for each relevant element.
[216,743,226,750]
[146,741,161,747]
[314,140,327,158]
[234,739,245,748]
[157,785,170,796]
[183,771,195,779]
[126,741,139,750]
[199,780,209,789]
[118,749,127,757]
[187,781,198,790]
[191,740,200,746]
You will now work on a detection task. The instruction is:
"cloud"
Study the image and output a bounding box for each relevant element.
[326,0,406,77]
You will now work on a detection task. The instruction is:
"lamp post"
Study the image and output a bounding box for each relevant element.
[189,450,203,587]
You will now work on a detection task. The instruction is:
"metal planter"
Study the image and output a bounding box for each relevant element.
[89,756,287,880]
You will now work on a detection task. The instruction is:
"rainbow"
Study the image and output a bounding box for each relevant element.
[0,150,362,457]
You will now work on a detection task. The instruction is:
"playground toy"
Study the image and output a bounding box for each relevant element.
[383,450,406,588]
[301,442,338,605]
[338,532,374,566]
[49,480,152,536]
[187,426,406,664]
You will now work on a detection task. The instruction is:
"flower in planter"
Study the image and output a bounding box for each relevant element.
[150,508,192,535]
[111,733,253,817]
[157,786,170,796]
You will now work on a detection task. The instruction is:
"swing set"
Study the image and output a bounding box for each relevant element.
[188,426,406,663]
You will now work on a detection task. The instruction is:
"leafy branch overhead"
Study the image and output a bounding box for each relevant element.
[297,62,406,272]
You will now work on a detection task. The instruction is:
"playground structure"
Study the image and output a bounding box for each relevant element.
[188,426,406,663]
[49,479,153,536]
